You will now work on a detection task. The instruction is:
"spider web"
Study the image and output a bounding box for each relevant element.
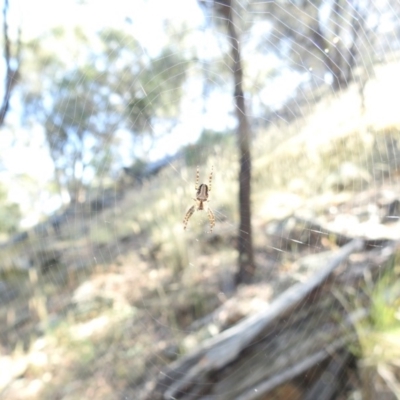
[1,0,400,399]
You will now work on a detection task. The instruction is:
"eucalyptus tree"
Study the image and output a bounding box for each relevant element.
[21,27,188,203]
[97,28,188,148]
[22,37,120,202]
[245,0,383,93]
[199,0,255,284]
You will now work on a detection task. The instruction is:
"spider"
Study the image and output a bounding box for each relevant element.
[183,166,215,232]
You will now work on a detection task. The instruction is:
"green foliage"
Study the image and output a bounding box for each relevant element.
[99,28,189,133]
[21,26,190,201]
[126,158,147,178]
[368,258,400,331]
[183,129,232,166]
[0,185,21,235]
[344,255,400,369]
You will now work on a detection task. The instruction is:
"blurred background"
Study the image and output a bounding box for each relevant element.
[0,0,400,399]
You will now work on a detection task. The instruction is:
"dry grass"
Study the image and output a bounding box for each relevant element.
[350,257,400,399]
[1,59,400,399]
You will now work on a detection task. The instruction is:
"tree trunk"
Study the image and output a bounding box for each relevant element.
[313,0,362,92]
[218,0,255,284]
[0,0,20,126]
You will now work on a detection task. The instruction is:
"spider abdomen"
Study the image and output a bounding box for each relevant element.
[196,184,209,201]
[183,166,215,232]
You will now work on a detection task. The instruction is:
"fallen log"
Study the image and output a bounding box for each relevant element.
[146,239,400,399]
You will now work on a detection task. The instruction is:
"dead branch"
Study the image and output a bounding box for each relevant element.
[146,239,371,399]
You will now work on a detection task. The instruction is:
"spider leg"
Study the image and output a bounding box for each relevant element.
[208,165,213,192]
[183,205,196,231]
[207,207,215,233]
[195,166,200,191]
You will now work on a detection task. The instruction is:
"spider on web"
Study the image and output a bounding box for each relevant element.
[183,166,215,232]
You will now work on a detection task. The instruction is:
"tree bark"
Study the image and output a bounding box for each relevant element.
[217,0,255,284]
[0,0,20,126]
